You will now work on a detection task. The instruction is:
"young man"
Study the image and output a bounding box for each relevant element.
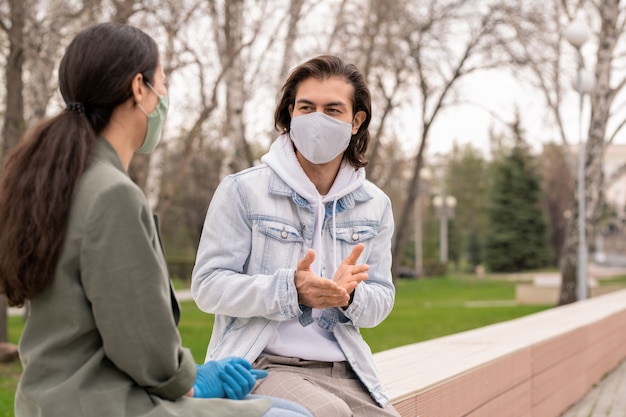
[192,55,400,417]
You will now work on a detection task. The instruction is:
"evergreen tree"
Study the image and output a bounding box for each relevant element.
[467,230,482,268]
[484,146,552,272]
[446,144,490,269]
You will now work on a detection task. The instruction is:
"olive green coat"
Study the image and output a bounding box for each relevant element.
[15,138,270,417]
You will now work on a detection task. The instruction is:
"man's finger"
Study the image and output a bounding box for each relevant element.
[342,243,365,266]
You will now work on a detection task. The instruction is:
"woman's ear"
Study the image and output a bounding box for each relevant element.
[131,73,146,104]
[351,110,367,135]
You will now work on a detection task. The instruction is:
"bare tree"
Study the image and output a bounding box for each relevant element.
[151,0,288,216]
[110,0,152,189]
[154,46,225,218]
[559,0,626,304]
[0,0,26,344]
[134,0,222,217]
[501,0,626,304]
[389,0,510,279]
[277,0,306,82]
[206,0,282,175]
[335,0,413,186]
[498,0,626,304]
[1,0,25,158]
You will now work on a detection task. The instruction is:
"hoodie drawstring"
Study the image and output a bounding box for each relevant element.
[332,198,338,271]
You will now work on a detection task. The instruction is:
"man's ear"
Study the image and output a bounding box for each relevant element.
[351,110,367,134]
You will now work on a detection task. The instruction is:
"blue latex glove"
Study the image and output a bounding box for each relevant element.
[193,361,224,398]
[193,357,268,399]
[251,369,269,379]
[219,357,269,400]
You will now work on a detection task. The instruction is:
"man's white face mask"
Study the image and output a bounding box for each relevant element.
[289,112,353,164]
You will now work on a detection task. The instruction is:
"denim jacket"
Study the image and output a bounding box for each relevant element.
[191,163,395,407]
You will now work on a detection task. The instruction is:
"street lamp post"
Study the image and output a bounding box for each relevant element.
[564,20,595,301]
[433,195,457,264]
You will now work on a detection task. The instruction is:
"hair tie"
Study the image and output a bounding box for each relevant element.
[66,102,86,114]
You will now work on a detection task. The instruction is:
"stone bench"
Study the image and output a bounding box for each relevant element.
[373,289,626,417]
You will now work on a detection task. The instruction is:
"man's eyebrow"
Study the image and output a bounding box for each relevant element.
[325,101,347,108]
[295,98,347,108]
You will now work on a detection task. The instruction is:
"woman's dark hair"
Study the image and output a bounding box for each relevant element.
[0,22,159,306]
[274,55,372,169]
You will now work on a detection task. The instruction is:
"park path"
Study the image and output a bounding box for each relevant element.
[560,359,626,417]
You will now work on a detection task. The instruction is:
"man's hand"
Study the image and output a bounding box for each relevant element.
[294,245,369,309]
[295,249,350,308]
[333,243,369,306]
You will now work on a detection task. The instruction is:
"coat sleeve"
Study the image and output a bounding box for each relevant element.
[80,180,195,400]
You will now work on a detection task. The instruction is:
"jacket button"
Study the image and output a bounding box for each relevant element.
[281,230,288,239]
[352,233,359,241]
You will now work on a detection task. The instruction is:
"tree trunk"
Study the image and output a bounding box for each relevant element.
[0,0,26,344]
[2,0,25,157]
[391,132,428,281]
[278,0,305,82]
[0,297,7,343]
[559,200,581,304]
[213,0,250,176]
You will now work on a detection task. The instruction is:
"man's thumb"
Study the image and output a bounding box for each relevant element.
[343,243,365,265]
[298,249,316,270]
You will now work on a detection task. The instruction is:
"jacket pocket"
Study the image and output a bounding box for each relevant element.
[257,219,303,242]
[253,219,304,274]
[331,223,378,243]
[330,223,378,261]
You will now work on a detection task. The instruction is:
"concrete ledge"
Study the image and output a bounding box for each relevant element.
[374,289,626,417]
[516,284,624,305]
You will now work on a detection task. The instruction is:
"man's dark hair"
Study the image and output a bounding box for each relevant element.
[274,55,372,168]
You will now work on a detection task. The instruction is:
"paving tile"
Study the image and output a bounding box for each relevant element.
[561,359,626,417]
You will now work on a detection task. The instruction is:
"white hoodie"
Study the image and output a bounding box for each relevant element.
[260,133,365,361]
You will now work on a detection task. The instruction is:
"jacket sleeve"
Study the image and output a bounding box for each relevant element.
[81,180,195,401]
[191,176,302,321]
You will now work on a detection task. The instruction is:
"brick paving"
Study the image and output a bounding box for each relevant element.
[560,359,626,417]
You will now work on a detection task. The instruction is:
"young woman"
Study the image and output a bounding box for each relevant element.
[0,22,311,417]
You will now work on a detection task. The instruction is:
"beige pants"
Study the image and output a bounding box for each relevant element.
[252,355,401,417]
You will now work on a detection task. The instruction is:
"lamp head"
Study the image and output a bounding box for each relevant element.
[564,20,589,48]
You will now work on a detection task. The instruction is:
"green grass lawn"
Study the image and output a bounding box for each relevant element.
[0,275,561,415]
[361,276,550,351]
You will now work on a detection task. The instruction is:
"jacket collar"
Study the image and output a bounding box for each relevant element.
[95,136,127,175]
[267,169,373,209]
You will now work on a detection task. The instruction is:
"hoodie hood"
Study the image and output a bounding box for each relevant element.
[261,133,364,204]
[261,133,365,275]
